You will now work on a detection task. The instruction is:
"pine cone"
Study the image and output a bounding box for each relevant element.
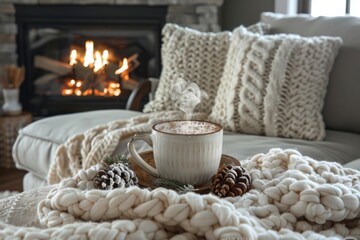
[94,163,138,190]
[211,164,251,198]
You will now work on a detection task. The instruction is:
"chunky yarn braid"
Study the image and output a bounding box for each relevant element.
[1,148,358,239]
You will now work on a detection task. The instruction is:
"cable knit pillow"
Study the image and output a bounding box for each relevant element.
[209,26,342,140]
[143,23,270,114]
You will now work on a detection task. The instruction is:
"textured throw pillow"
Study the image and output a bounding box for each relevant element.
[143,22,270,114]
[246,22,270,35]
[209,26,342,141]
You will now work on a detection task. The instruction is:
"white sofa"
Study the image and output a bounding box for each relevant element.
[13,12,360,191]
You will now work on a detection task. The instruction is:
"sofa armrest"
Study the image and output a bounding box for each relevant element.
[126,79,152,111]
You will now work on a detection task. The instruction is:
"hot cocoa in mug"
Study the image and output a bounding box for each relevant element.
[127,120,223,185]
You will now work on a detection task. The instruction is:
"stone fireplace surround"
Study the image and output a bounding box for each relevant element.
[0,0,223,66]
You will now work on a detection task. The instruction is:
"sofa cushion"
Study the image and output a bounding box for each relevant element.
[143,23,232,114]
[222,130,360,166]
[261,12,360,134]
[14,109,360,185]
[23,172,47,191]
[245,22,270,35]
[22,128,360,191]
[209,26,342,140]
[18,123,360,189]
[12,110,143,179]
[143,22,270,115]
[344,159,360,170]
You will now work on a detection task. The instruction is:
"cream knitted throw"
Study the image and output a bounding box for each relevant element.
[48,111,207,185]
[1,148,359,239]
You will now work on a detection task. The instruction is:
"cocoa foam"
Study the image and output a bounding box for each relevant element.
[154,120,221,135]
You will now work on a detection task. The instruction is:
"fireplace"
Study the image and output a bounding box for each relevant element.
[15,4,167,116]
[0,0,222,116]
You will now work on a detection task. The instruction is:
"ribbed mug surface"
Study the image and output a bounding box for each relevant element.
[152,120,223,185]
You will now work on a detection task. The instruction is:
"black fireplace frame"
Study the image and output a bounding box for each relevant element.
[15,4,167,116]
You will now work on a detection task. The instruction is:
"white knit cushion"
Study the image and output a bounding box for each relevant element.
[143,23,270,114]
[246,22,270,35]
[143,23,231,114]
[209,26,342,141]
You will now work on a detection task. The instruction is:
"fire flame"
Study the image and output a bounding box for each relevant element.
[65,40,133,97]
[70,50,77,66]
[102,50,109,65]
[93,51,103,72]
[61,78,121,97]
[115,58,128,75]
[83,41,94,67]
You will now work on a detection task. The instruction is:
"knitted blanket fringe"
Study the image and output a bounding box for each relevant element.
[1,148,360,239]
[47,111,207,185]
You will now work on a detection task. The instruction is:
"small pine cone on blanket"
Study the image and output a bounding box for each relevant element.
[211,164,251,197]
[94,155,139,190]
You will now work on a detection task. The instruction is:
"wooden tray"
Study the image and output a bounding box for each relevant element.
[128,150,240,194]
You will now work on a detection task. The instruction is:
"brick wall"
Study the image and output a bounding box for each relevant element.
[0,0,223,66]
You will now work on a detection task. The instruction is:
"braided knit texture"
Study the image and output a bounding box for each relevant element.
[209,26,342,141]
[1,148,360,239]
[143,23,270,115]
[143,23,231,115]
[246,22,270,35]
[47,111,207,185]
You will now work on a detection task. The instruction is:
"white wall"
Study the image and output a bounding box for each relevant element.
[274,0,298,14]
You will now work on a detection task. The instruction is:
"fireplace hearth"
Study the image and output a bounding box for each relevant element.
[0,0,223,116]
[15,4,167,116]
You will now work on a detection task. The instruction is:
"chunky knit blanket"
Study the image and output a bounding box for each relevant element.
[1,148,360,239]
[1,112,360,239]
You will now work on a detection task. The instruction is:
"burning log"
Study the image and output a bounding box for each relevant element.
[73,62,94,92]
[127,53,140,72]
[104,62,119,81]
[34,41,141,97]
[34,56,72,75]
[114,53,140,90]
[34,73,59,86]
[34,73,63,95]
[93,72,107,93]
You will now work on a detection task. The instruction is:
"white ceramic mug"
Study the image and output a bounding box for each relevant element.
[127,120,223,185]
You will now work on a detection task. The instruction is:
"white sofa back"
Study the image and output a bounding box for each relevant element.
[261,12,360,134]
